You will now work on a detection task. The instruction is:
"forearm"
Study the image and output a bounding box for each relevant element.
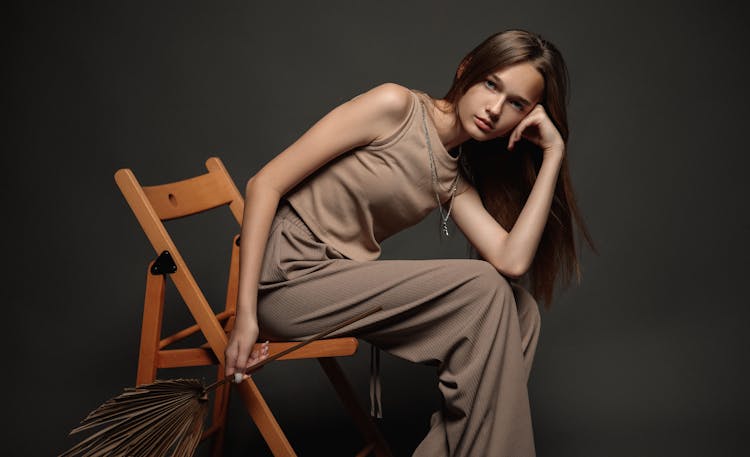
[503,149,564,275]
[235,176,282,325]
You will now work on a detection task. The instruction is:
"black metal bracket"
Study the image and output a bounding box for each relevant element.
[150,250,177,275]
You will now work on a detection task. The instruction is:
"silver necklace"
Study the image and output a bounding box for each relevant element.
[420,101,461,237]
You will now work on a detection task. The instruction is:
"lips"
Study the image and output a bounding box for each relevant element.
[474,116,493,132]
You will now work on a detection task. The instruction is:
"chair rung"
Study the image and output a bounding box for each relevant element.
[156,338,359,368]
[158,348,219,367]
[158,310,235,349]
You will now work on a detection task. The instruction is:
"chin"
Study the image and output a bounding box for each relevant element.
[464,122,493,142]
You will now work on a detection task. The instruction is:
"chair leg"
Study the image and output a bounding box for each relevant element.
[318,357,394,457]
[235,377,297,457]
[209,365,231,457]
[136,267,166,385]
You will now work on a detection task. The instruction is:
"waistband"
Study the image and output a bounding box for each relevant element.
[275,199,316,240]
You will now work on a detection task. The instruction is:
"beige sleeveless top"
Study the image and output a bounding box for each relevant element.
[285,88,470,260]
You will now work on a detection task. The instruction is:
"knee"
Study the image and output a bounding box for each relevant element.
[513,283,542,333]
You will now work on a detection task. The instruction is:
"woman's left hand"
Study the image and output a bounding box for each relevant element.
[507,104,565,160]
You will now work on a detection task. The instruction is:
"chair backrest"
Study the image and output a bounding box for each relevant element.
[114,157,245,364]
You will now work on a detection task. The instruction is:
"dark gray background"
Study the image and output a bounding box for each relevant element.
[6,1,749,456]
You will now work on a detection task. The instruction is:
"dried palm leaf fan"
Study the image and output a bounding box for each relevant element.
[61,305,383,457]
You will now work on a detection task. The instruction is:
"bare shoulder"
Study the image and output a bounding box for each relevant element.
[363,82,414,115]
[350,83,415,141]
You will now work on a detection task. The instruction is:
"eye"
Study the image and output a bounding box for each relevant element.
[509,100,524,111]
[484,79,497,90]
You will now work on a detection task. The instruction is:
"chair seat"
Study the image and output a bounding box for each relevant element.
[157,338,359,369]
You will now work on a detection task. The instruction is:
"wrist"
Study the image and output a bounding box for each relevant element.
[234,309,259,328]
[543,143,565,162]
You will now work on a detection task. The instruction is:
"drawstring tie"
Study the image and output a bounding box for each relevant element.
[369,344,382,418]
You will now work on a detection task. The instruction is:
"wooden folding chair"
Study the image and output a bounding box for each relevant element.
[114,157,392,456]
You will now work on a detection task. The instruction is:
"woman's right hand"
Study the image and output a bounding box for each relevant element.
[224,317,269,381]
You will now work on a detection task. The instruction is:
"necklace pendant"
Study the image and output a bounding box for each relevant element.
[442,221,450,237]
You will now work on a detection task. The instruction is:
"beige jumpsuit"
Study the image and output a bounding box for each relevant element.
[255,89,542,457]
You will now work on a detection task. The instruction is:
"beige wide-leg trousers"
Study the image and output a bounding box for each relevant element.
[257,200,541,457]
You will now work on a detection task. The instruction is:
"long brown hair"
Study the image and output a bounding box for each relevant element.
[438,29,596,308]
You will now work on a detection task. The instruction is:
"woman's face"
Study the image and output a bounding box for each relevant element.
[456,62,545,141]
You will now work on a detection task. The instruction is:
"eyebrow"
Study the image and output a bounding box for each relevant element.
[488,73,533,107]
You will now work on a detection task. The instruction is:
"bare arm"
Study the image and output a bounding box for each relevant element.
[451,150,563,278]
[450,104,566,278]
[225,83,415,377]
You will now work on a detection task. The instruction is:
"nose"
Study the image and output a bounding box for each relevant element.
[486,95,505,120]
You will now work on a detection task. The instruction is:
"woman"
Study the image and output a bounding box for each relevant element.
[225,29,594,456]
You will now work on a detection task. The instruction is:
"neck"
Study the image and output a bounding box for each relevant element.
[430,98,471,151]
